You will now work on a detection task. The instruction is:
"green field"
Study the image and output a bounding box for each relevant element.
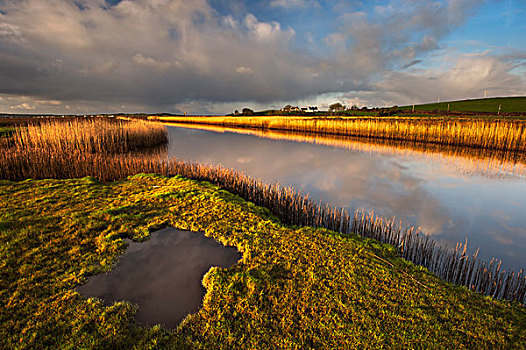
[1,175,525,349]
[399,97,526,113]
[0,127,13,138]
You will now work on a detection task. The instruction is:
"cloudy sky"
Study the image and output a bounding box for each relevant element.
[0,0,524,114]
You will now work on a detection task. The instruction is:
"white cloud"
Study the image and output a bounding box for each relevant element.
[0,22,21,38]
[80,60,121,76]
[244,13,295,42]
[222,15,239,30]
[323,32,346,49]
[0,0,319,110]
[131,53,176,72]
[236,66,254,74]
[11,102,35,110]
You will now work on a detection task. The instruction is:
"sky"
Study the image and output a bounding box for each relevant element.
[0,0,524,115]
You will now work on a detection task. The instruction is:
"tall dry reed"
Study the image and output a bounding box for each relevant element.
[151,115,526,153]
[11,118,167,153]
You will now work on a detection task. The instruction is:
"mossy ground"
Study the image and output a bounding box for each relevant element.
[1,175,525,349]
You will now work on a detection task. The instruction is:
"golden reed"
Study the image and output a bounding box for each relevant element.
[11,118,167,153]
[151,115,526,153]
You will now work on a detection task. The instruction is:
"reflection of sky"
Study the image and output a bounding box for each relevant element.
[166,126,526,271]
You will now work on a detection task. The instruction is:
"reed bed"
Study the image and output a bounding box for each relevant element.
[1,141,524,304]
[2,118,525,304]
[151,115,526,153]
[10,118,168,153]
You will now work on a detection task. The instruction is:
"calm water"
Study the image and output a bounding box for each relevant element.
[166,124,526,271]
[77,228,240,328]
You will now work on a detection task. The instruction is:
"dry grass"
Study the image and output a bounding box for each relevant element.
[10,118,167,153]
[151,115,526,153]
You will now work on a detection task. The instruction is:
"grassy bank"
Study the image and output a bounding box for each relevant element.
[400,97,526,113]
[2,119,525,304]
[150,115,526,153]
[1,175,525,349]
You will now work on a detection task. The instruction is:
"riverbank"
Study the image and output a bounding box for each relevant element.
[2,119,525,304]
[1,175,525,349]
[149,115,526,154]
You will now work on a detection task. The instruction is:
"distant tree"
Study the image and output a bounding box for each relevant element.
[329,102,346,112]
[377,108,388,116]
[242,108,254,115]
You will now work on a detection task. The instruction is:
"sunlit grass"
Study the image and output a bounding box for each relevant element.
[1,116,525,347]
[0,126,12,136]
[1,175,525,348]
[399,96,526,113]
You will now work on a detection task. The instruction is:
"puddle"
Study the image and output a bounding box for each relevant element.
[77,228,241,328]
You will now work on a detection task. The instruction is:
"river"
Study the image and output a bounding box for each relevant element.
[165,124,526,272]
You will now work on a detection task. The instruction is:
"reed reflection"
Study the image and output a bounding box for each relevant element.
[163,122,526,178]
[164,124,526,271]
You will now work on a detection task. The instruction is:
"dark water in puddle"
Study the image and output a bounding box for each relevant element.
[77,228,241,328]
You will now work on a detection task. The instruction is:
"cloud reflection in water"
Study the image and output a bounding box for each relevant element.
[165,124,526,271]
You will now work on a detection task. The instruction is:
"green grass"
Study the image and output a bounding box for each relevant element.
[0,127,13,138]
[399,97,526,113]
[1,175,525,349]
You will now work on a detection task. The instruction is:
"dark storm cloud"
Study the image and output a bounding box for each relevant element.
[0,0,524,113]
[0,0,351,109]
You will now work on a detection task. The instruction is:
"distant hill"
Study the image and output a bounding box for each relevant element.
[399,97,526,113]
